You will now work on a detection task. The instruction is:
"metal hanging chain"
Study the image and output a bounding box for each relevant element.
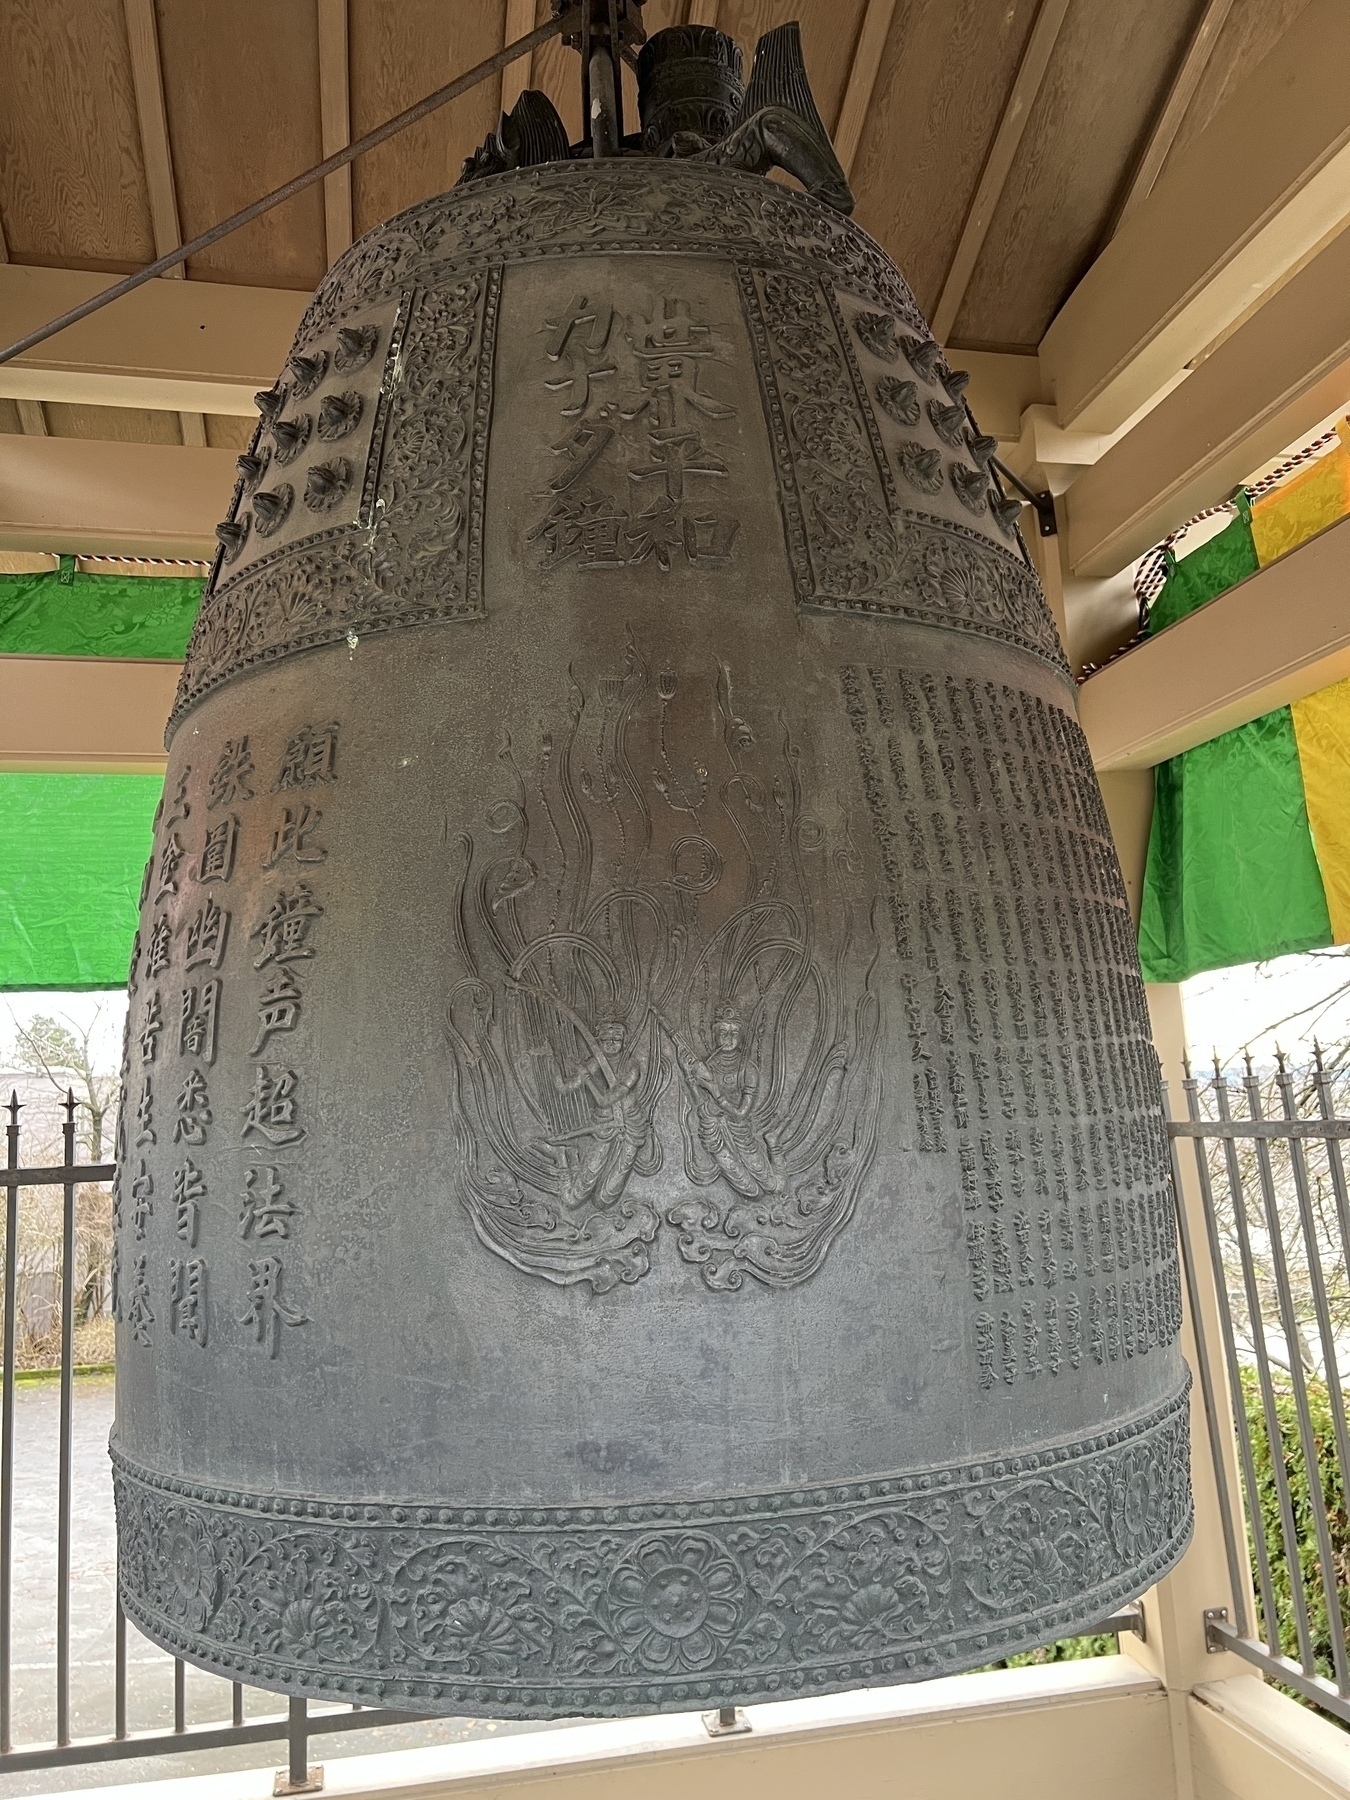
[0,6,581,372]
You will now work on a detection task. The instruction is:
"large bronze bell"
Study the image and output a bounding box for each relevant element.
[112,19,1191,1718]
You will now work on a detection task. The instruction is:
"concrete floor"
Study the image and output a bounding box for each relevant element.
[0,1377,558,1796]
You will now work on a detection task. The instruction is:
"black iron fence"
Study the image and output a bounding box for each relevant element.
[5,1063,1348,1782]
[1,1089,427,1784]
[1165,1054,1350,1724]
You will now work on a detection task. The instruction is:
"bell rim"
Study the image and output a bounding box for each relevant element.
[112,1375,1191,1718]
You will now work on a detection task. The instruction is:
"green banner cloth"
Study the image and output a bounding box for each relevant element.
[1138,707,1333,983]
[0,564,202,660]
[0,774,159,990]
[1148,506,1259,636]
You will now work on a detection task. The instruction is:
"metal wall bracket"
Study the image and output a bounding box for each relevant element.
[1204,1606,1230,1652]
[990,455,1057,537]
[1096,1602,1146,1642]
[702,1705,752,1737]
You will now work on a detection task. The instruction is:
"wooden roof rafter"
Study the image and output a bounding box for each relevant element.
[930,0,1072,347]
[833,0,898,180]
[0,7,574,375]
[1107,0,1235,240]
[1041,0,1350,437]
[121,0,206,447]
[502,0,539,118]
[0,216,45,438]
[317,0,353,268]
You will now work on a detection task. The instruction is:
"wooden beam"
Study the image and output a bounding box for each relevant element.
[1190,1675,1350,1800]
[1041,0,1350,436]
[1062,221,1350,577]
[1078,515,1350,770]
[832,0,898,180]
[931,0,1072,345]
[0,265,304,416]
[317,0,353,267]
[685,1,719,25]
[1097,771,1153,926]
[0,195,46,436]
[953,350,1047,443]
[1108,0,1234,238]
[0,656,177,775]
[122,0,183,276]
[501,0,538,118]
[0,435,236,559]
[121,0,208,448]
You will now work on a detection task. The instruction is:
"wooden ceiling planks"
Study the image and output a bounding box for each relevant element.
[530,0,584,147]
[0,0,153,271]
[204,415,254,453]
[1159,0,1316,176]
[348,0,505,241]
[1106,0,1235,237]
[43,401,184,443]
[717,0,869,133]
[502,0,538,118]
[0,0,1321,451]
[849,0,1041,325]
[949,0,1205,350]
[155,0,326,291]
[29,402,249,451]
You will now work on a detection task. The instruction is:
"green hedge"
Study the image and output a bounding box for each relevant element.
[992,1365,1350,1676]
[1240,1365,1350,1677]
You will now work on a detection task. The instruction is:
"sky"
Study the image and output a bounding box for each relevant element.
[4,947,1349,1084]
[2,990,127,1079]
[1180,947,1350,1070]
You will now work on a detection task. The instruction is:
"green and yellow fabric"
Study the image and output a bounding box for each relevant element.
[0,557,201,661]
[0,562,203,990]
[1140,430,1350,981]
[0,775,163,989]
[1250,425,1350,567]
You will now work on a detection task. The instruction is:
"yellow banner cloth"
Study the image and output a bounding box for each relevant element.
[1250,422,1350,566]
[1292,675,1350,943]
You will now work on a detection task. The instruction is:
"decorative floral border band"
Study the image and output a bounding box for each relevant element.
[113,1376,1191,1718]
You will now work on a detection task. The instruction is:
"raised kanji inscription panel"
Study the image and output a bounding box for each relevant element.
[114,720,340,1370]
[838,666,1182,1391]
[487,255,790,607]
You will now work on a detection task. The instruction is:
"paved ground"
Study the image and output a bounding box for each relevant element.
[0,1377,560,1796]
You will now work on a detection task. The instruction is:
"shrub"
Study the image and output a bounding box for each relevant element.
[1240,1365,1350,1677]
